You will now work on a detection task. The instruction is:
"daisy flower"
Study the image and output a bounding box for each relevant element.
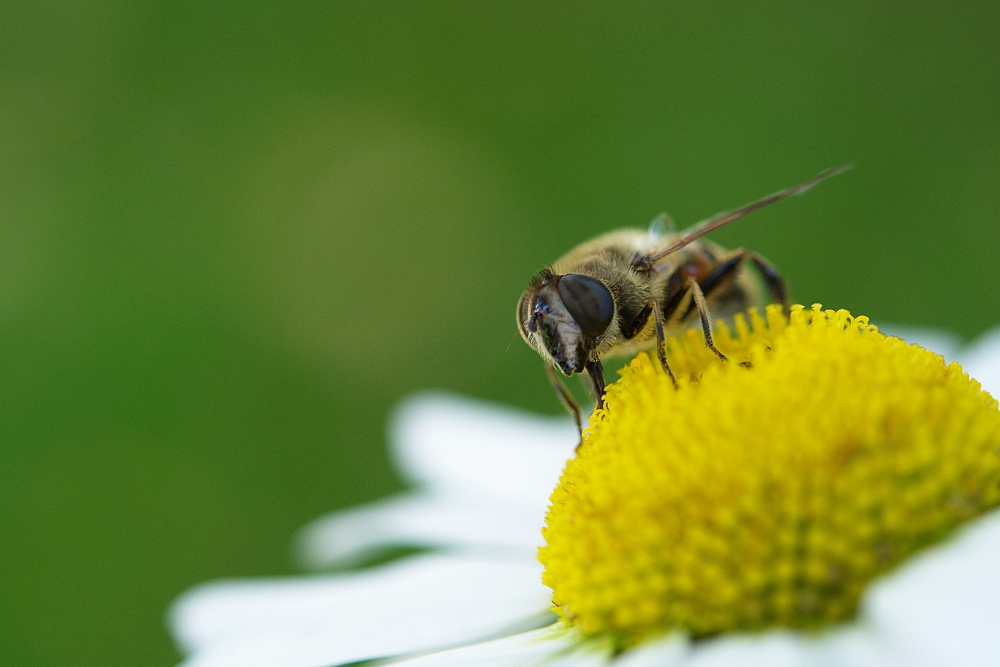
[169,305,1000,667]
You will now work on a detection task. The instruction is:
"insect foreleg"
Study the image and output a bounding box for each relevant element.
[651,300,679,389]
[546,364,584,442]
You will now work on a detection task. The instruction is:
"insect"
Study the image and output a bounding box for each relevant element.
[516,165,850,438]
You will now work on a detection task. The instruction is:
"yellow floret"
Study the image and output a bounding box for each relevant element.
[539,304,1000,647]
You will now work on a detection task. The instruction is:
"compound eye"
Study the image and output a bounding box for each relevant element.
[557,274,614,338]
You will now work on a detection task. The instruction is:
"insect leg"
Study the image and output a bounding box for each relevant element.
[585,360,607,410]
[699,248,790,314]
[686,277,729,361]
[698,249,746,298]
[545,364,583,440]
[747,252,790,314]
[651,300,679,388]
[659,267,694,327]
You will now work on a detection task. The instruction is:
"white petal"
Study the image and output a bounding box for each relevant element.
[680,632,813,667]
[387,626,604,667]
[295,492,543,569]
[389,392,577,512]
[875,324,963,363]
[808,626,886,667]
[614,634,689,666]
[956,323,1000,398]
[859,508,1000,667]
[609,622,894,667]
[169,553,552,667]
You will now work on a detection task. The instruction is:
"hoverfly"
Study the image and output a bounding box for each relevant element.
[516,165,850,438]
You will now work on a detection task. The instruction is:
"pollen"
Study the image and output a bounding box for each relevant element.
[539,304,1000,646]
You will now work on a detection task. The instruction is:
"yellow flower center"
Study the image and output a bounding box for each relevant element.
[539,304,1000,646]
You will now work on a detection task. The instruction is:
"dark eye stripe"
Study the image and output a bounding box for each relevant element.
[557,274,614,338]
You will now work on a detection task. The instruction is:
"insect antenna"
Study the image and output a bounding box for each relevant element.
[643,164,852,264]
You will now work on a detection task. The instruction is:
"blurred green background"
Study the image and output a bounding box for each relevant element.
[2,2,998,665]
